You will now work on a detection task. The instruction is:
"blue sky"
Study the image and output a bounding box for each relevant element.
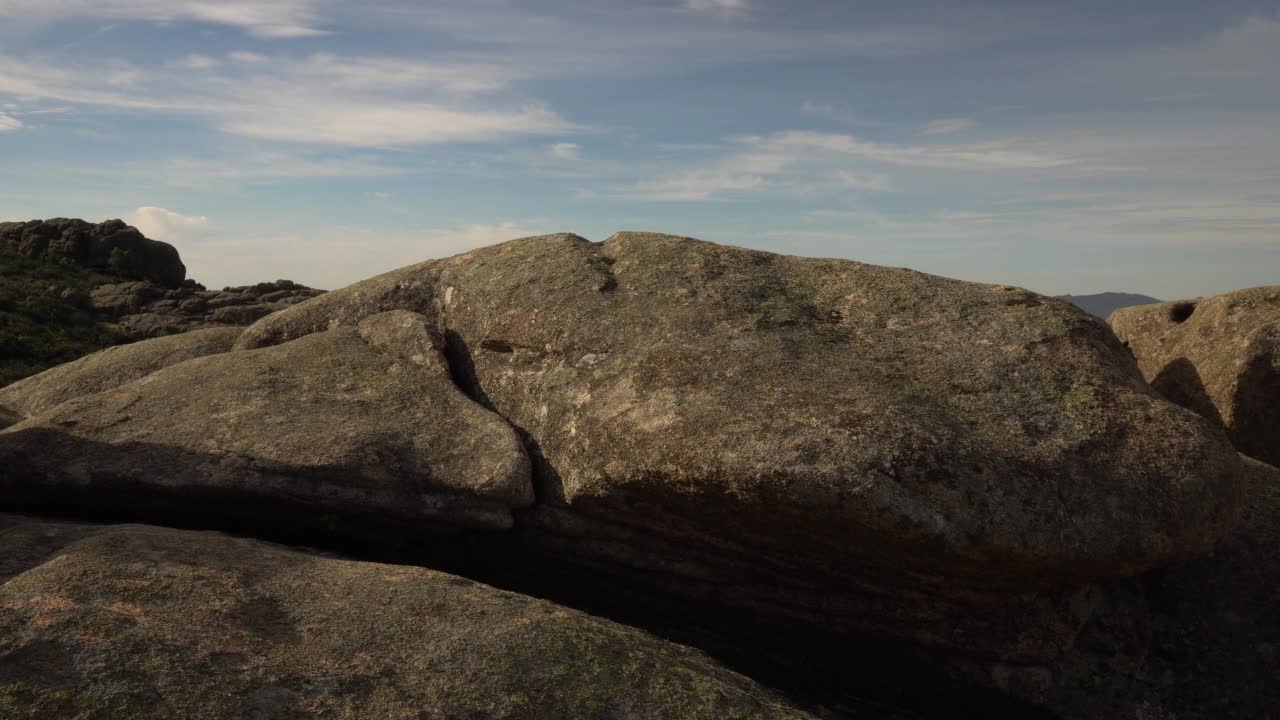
[1,1,1277,298]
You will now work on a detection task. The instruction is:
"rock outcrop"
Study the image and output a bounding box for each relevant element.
[89,278,325,339]
[0,326,242,419]
[0,515,819,720]
[0,218,323,387]
[0,218,186,287]
[229,232,1245,661]
[1,311,532,532]
[1111,286,1280,466]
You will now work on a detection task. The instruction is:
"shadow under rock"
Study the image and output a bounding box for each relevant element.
[0,427,1054,720]
[1149,357,1224,427]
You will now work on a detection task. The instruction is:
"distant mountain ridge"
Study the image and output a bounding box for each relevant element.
[1057,292,1161,319]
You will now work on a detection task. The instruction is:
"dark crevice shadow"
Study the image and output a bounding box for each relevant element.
[440,328,563,505]
[1230,340,1280,466]
[0,426,1054,720]
[1150,357,1224,427]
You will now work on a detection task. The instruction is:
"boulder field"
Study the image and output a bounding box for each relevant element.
[0,232,1261,717]
[1111,286,1280,466]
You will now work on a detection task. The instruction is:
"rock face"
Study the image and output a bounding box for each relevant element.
[1111,286,1280,466]
[0,515,817,720]
[232,232,1243,660]
[0,218,186,287]
[0,326,242,419]
[90,278,325,340]
[0,311,532,532]
[1034,456,1280,720]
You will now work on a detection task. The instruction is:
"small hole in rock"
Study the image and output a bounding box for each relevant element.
[1168,302,1196,324]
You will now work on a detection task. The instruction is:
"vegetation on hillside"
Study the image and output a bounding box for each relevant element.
[0,247,130,387]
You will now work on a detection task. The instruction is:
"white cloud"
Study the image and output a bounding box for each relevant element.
[127,206,210,241]
[0,0,327,39]
[0,51,576,147]
[0,112,22,131]
[924,117,978,135]
[229,51,270,64]
[550,142,581,160]
[832,170,892,190]
[601,171,766,201]
[167,54,219,70]
[219,102,568,146]
[687,0,747,11]
[603,128,1076,201]
[747,131,1073,169]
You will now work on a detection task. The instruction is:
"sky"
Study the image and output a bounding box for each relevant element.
[0,1,1277,298]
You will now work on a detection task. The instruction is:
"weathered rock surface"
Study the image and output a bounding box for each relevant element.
[235,232,1244,660]
[90,278,325,340]
[1030,456,1280,719]
[1111,286,1280,466]
[0,311,532,531]
[0,515,818,720]
[0,327,242,419]
[0,218,185,287]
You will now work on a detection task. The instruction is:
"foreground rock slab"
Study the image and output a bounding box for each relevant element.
[1,311,532,532]
[1111,286,1280,466]
[0,515,817,720]
[237,232,1244,660]
[0,326,243,419]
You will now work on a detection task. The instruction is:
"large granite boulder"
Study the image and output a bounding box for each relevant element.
[0,515,818,720]
[0,218,185,286]
[1110,287,1280,466]
[0,327,243,419]
[235,232,1244,660]
[0,311,532,532]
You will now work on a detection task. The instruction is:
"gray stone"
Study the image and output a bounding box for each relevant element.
[1111,286,1280,466]
[0,311,532,532]
[237,232,1244,660]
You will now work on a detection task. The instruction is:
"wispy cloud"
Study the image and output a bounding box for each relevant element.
[748,131,1074,170]
[550,142,581,160]
[0,51,576,147]
[602,129,1076,201]
[0,112,22,131]
[0,0,328,38]
[923,117,978,135]
[166,54,219,71]
[687,0,748,12]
